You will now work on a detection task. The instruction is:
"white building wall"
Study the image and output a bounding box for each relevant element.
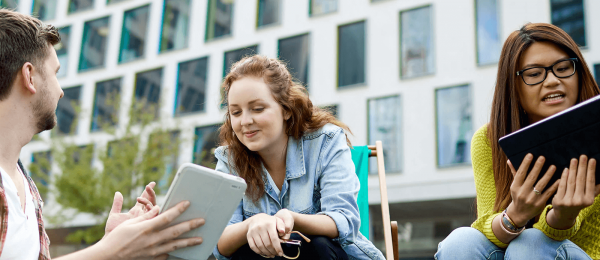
[18,0,600,220]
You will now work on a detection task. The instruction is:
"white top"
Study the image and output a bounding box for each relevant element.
[0,166,40,260]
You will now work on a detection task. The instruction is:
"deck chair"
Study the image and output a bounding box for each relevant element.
[351,141,399,260]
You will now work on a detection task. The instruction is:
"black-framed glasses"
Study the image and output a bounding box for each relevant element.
[516,58,578,85]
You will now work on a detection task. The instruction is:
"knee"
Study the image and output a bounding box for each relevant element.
[435,227,499,259]
[438,227,486,249]
[506,229,590,259]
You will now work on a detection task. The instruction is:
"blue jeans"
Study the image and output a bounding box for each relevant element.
[434,227,591,260]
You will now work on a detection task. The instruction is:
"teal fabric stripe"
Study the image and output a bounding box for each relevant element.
[351,146,370,239]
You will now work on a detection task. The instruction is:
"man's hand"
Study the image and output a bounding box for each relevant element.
[105,182,157,236]
[95,201,205,260]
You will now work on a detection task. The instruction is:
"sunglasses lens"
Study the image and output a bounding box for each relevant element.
[281,242,299,256]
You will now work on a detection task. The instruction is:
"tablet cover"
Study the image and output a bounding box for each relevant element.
[498,95,600,189]
[162,163,247,260]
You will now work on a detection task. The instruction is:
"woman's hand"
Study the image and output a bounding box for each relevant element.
[246,213,285,258]
[507,154,560,227]
[274,209,295,240]
[548,155,599,228]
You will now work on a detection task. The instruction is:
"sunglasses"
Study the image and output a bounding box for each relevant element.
[279,231,311,259]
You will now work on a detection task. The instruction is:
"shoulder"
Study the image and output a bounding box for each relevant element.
[471,124,491,152]
[302,123,345,141]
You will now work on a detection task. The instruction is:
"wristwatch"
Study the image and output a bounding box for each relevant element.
[501,208,526,234]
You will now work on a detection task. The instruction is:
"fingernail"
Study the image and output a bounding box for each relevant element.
[195,219,205,227]
[184,201,190,207]
[196,238,203,244]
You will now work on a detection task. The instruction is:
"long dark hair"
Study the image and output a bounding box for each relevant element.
[488,23,599,212]
[219,55,351,202]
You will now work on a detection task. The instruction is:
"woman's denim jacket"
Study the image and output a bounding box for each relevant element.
[212,124,384,260]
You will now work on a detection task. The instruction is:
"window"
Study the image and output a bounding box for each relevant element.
[175,57,209,115]
[278,33,310,87]
[68,0,94,13]
[193,124,220,169]
[257,0,280,28]
[551,0,586,47]
[594,64,600,86]
[223,45,259,77]
[32,0,57,21]
[119,5,150,63]
[368,96,402,173]
[321,104,338,118]
[309,0,337,16]
[79,16,110,72]
[435,85,473,167]
[400,6,434,78]
[31,151,51,200]
[107,0,127,4]
[55,26,71,78]
[55,86,81,135]
[338,21,365,88]
[475,0,501,65]
[0,0,18,9]
[148,131,180,191]
[222,45,258,107]
[159,0,191,52]
[91,78,121,131]
[205,0,233,41]
[134,68,163,120]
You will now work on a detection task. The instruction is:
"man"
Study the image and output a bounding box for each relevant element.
[0,9,204,260]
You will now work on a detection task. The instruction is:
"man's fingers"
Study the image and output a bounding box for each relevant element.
[132,205,160,224]
[148,201,190,229]
[137,197,153,211]
[145,182,157,205]
[152,237,203,257]
[155,217,204,243]
[110,192,124,214]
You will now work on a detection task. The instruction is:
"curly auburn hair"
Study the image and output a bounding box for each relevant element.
[219,55,351,202]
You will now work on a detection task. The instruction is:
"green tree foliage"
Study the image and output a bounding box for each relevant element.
[29,95,180,244]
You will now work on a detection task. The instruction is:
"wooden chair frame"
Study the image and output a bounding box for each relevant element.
[368,141,399,260]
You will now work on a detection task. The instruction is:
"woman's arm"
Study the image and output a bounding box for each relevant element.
[274,209,338,239]
[216,220,251,257]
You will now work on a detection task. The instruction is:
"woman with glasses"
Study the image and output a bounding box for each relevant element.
[435,23,600,259]
[212,55,384,260]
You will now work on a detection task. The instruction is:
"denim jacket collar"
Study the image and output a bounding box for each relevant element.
[284,135,306,180]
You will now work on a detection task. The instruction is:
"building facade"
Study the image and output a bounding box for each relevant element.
[9,0,598,258]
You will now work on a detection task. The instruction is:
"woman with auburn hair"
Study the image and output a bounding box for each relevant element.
[212,55,384,260]
[435,23,600,259]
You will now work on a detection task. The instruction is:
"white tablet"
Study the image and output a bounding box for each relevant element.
[160,163,247,260]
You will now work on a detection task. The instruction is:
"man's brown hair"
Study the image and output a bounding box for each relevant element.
[0,8,60,101]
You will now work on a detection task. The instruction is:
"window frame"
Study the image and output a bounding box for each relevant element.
[336,20,367,89]
[118,4,151,64]
[399,4,435,79]
[367,94,403,174]
[174,56,210,116]
[434,83,473,168]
